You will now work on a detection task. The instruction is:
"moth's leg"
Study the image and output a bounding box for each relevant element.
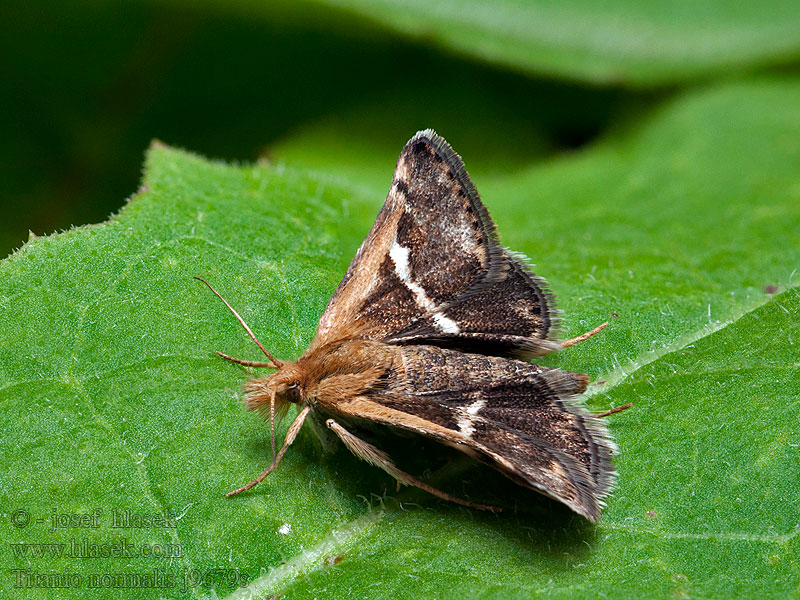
[325,418,502,513]
[593,402,633,418]
[227,405,312,497]
[561,321,609,348]
[215,351,275,368]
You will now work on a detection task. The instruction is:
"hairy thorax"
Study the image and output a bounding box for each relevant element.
[244,338,402,418]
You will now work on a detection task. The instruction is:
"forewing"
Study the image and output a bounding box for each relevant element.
[384,250,561,356]
[312,129,558,356]
[313,129,495,345]
[317,345,614,521]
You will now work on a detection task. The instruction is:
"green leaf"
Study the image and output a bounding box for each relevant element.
[3,78,799,599]
[301,0,800,86]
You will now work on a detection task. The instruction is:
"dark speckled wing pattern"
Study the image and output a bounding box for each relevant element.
[314,129,560,357]
[328,345,615,521]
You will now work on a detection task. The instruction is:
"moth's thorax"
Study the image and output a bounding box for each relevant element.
[243,339,400,415]
[300,337,399,376]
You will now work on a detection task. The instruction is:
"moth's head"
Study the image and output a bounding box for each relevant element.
[243,362,304,424]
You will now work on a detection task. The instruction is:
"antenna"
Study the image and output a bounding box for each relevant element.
[194,277,282,369]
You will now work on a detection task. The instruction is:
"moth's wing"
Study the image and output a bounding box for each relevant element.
[384,249,561,357]
[312,129,559,357]
[317,345,614,521]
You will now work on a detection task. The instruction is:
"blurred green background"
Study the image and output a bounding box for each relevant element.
[7,0,800,258]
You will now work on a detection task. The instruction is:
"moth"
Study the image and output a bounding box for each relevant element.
[197,129,622,521]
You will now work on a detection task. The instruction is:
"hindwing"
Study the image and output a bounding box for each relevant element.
[315,343,614,521]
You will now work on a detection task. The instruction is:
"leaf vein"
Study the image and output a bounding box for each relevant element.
[603,522,800,544]
[588,284,799,398]
[222,507,384,599]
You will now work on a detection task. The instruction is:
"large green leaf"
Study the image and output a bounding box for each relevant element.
[2,78,799,599]
[304,0,800,86]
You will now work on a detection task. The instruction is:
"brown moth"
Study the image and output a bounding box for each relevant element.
[197,129,620,521]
